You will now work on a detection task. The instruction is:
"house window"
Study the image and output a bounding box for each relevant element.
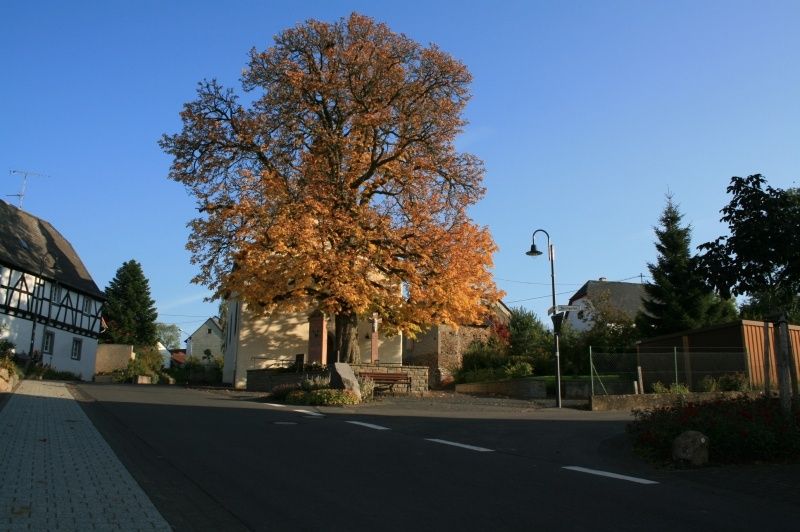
[208,328,212,334]
[71,338,82,360]
[83,298,92,314]
[51,284,62,302]
[43,331,55,354]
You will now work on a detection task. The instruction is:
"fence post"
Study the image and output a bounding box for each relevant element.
[673,346,678,386]
[589,346,594,397]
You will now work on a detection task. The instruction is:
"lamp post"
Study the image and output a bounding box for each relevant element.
[526,229,563,408]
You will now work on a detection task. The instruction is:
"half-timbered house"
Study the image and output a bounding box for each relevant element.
[0,200,105,379]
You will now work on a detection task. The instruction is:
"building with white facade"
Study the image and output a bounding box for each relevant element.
[186,317,224,364]
[0,200,105,380]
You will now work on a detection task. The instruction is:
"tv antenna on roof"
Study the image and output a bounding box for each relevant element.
[7,169,50,208]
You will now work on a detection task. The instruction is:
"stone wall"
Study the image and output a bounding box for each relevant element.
[590,390,762,411]
[0,367,19,393]
[455,377,546,399]
[438,324,490,378]
[351,364,428,395]
[246,369,326,392]
[246,364,429,395]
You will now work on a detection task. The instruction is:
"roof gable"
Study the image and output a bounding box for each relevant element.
[568,280,646,319]
[0,200,104,299]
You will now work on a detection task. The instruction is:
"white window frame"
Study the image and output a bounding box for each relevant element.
[42,331,55,354]
[71,338,82,360]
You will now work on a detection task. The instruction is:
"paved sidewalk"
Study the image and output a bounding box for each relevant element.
[0,380,170,531]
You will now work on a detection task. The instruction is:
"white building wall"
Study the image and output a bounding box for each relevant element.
[564,298,594,333]
[0,315,97,380]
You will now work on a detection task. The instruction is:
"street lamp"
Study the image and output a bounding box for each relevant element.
[526,229,563,408]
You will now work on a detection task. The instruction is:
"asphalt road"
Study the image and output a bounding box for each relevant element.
[72,384,800,531]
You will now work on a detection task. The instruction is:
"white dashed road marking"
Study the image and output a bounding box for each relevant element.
[563,466,658,485]
[293,409,324,417]
[346,421,391,431]
[426,439,494,452]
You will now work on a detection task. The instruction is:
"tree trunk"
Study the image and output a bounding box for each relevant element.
[334,312,360,364]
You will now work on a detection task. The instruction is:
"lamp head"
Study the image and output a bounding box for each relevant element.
[525,243,543,257]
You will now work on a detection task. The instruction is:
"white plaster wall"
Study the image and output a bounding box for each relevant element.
[564,298,593,333]
[0,315,33,354]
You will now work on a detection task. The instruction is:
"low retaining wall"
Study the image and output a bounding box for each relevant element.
[352,364,428,395]
[246,369,325,392]
[564,380,635,399]
[247,364,429,394]
[590,390,762,411]
[455,378,547,399]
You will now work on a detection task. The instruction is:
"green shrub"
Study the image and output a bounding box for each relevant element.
[283,388,361,406]
[503,360,533,379]
[306,388,360,406]
[699,375,719,392]
[26,366,81,381]
[651,381,690,394]
[461,342,506,371]
[459,367,502,383]
[456,343,536,383]
[285,390,309,404]
[0,338,15,358]
[301,374,331,391]
[628,396,800,464]
[718,372,749,392]
[270,383,300,401]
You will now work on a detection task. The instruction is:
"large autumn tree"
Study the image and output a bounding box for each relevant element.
[160,13,500,363]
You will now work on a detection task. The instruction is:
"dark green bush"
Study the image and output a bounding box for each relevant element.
[628,396,800,464]
[270,383,300,401]
[718,372,749,392]
[699,375,719,392]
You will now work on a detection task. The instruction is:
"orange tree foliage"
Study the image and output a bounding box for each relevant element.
[160,13,501,361]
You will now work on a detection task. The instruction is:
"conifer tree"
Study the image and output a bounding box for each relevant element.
[636,196,736,336]
[101,260,158,345]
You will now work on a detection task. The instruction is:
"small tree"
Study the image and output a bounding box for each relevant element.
[101,260,158,346]
[507,306,552,372]
[155,323,182,350]
[698,174,800,413]
[698,175,800,312]
[636,195,737,337]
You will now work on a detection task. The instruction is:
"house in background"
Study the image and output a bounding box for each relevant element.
[223,297,402,389]
[564,278,646,332]
[0,200,105,380]
[186,317,224,364]
[403,301,512,387]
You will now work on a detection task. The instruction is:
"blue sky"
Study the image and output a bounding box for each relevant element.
[2,1,798,341]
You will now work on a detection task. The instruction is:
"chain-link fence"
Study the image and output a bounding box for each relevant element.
[589,346,750,395]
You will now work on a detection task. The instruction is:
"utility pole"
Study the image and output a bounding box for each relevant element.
[8,169,50,208]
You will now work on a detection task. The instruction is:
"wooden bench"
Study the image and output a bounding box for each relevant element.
[358,372,412,395]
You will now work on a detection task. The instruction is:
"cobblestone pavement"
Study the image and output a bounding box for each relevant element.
[0,380,170,531]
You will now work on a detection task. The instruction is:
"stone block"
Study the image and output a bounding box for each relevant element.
[330,362,362,401]
[672,430,709,466]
